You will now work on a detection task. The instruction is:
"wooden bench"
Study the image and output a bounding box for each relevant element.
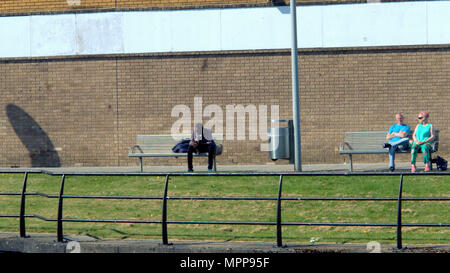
[129,134,223,172]
[339,130,440,171]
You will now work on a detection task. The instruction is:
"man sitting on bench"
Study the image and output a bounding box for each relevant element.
[383,113,410,172]
[188,123,216,173]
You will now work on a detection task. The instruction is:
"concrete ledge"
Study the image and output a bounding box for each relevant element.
[1,233,448,253]
[1,162,442,174]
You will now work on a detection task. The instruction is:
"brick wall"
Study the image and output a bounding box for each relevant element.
[1,46,449,167]
[0,58,117,167]
[0,0,265,14]
[0,1,410,15]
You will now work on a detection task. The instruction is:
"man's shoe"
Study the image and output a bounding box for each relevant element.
[389,167,395,172]
[187,169,194,172]
[383,143,392,149]
[207,169,214,173]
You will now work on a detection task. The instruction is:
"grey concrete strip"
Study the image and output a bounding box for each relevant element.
[39,162,401,173]
[1,161,435,174]
[0,232,448,253]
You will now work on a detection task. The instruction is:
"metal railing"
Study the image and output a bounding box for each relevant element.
[0,170,449,249]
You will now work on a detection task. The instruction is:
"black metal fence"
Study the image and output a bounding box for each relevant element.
[0,170,449,249]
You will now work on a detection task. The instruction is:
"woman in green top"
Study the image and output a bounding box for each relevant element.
[411,112,434,172]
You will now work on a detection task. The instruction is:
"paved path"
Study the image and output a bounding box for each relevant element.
[0,161,436,174]
[0,232,448,253]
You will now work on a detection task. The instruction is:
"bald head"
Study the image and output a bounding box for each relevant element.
[395,113,404,125]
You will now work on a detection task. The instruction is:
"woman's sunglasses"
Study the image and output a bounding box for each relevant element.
[418,116,424,120]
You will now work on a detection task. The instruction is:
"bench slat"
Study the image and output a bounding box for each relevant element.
[340,150,388,154]
[136,135,223,148]
[137,134,223,140]
[130,134,223,155]
[129,153,209,157]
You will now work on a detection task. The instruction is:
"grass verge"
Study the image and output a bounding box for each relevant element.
[0,172,448,245]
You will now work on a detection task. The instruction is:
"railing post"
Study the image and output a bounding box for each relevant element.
[19,172,29,238]
[162,175,170,245]
[276,175,284,247]
[57,174,66,243]
[396,174,404,249]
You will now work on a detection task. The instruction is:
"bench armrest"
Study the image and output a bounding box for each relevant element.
[129,145,144,154]
[215,144,223,155]
[433,140,439,153]
[340,142,351,152]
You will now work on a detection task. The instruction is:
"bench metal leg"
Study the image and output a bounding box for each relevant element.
[139,157,143,172]
[213,157,217,172]
[349,154,353,172]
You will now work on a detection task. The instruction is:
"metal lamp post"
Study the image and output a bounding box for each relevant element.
[290,0,302,171]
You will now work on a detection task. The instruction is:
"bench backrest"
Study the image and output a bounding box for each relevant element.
[342,131,388,153]
[136,134,223,153]
[342,130,439,152]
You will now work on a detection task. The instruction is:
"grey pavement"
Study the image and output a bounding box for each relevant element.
[0,161,436,174]
[0,232,449,253]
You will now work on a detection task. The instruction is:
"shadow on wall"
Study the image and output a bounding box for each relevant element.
[6,104,61,167]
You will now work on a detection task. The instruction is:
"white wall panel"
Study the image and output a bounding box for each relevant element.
[0,1,449,58]
[170,9,221,52]
[322,2,428,47]
[428,1,450,45]
[297,5,323,48]
[0,16,30,58]
[123,11,172,53]
[30,14,77,57]
[76,12,124,55]
[221,7,290,50]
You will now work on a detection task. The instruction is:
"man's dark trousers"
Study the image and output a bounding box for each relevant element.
[187,141,216,171]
